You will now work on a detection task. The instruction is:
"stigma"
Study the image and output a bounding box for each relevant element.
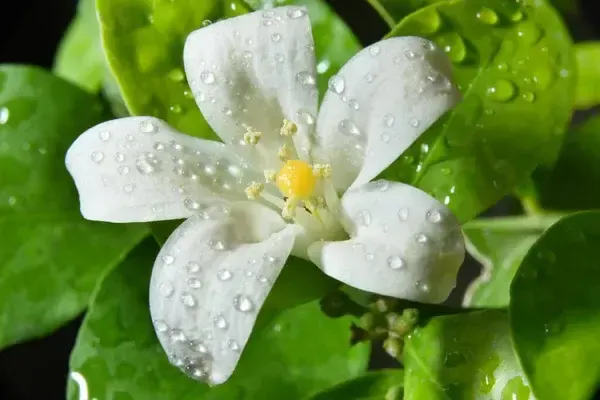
[276,160,316,200]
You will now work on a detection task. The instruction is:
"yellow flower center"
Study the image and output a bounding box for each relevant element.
[276,160,316,200]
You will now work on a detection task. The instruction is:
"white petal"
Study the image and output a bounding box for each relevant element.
[315,37,460,191]
[65,117,258,222]
[149,202,296,385]
[184,6,318,167]
[308,180,464,303]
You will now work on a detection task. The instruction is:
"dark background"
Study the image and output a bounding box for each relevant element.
[0,0,599,399]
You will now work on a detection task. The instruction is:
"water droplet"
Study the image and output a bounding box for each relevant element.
[7,196,17,206]
[159,281,174,298]
[187,261,200,274]
[118,166,130,175]
[136,155,159,174]
[123,184,135,193]
[369,45,381,56]
[202,19,212,27]
[271,33,282,42]
[365,73,375,83]
[404,49,417,59]
[398,208,409,221]
[328,75,345,94]
[201,71,216,85]
[521,92,536,103]
[153,142,165,151]
[381,133,390,143]
[217,269,232,281]
[167,68,185,82]
[170,104,182,114]
[416,280,430,292]
[162,254,175,265]
[377,180,389,191]
[511,10,524,22]
[209,240,225,251]
[416,233,428,244]
[437,32,467,63]
[416,8,442,33]
[487,79,517,102]
[296,71,316,88]
[296,109,315,125]
[501,377,530,400]
[0,107,9,125]
[287,8,307,19]
[410,119,420,128]
[195,91,206,102]
[516,21,542,46]
[98,131,111,141]
[274,53,284,63]
[114,152,125,163]
[355,210,371,226]
[426,210,442,223]
[91,151,104,163]
[348,99,359,110]
[222,107,233,116]
[140,119,158,133]
[388,255,405,270]
[339,119,362,137]
[181,292,198,308]
[228,339,240,352]
[154,320,169,332]
[170,329,187,342]
[384,114,395,127]
[214,314,229,330]
[476,7,498,25]
[365,253,375,262]
[233,294,254,313]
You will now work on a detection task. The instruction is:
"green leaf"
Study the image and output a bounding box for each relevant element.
[365,0,444,28]
[54,0,105,92]
[404,310,533,400]
[510,211,600,400]
[383,0,574,222]
[462,215,562,308]
[244,0,361,99]
[573,42,600,109]
[0,65,148,349]
[533,115,600,211]
[68,239,369,400]
[304,370,404,400]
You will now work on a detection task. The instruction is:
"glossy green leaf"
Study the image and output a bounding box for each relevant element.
[305,370,404,400]
[0,65,148,349]
[533,115,600,211]
[404,310,533,400]
[510,211,600,400]
[462,215,562,308]
[365,0,444,28]
[244,0,361,98]
[68,239,369,400]
[383,0,574,222]
[54,0,105,92]
[573,42,600,109]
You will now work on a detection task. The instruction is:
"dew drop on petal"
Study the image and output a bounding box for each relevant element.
[338,119,362,137]
[398,208,409,221]
[328,75,345,94]
[426,210,442,223]
[213,314,229,330]
[140,119,158,133]
[200,71,216,85]
[348,99,360,110]
[287,7,307,19]
[162,254,175,265]
[154,320,169,332]
[296,109,315,125]
[271,33,282,42]
[369,44,381,56]
[217,269,232,281]
[181,292,198,308]
[187,278,202,289]
[159,281,174,298]
[186,261,200,274]
[233,294,254,313]
[209,240,225,251]
[388,255,405,270]
[365,253,375,261]
[416,233,429,244]
[98,131,111,141]
[377,180,389,191]
[296,71,316,88]
[228,339,240,352]
[90,151,104,163]
[383,114,395,127]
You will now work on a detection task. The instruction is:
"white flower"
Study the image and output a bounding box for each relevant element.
[65,6,464,386]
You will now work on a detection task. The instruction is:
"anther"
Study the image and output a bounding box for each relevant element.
[264,170,277,182]
[313,164,332,178]
[243,127,262,145]
[278,144,291,161]
[279,119,298,137]
[244,181,264,200]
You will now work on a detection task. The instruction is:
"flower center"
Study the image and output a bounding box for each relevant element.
[276,160,315,200]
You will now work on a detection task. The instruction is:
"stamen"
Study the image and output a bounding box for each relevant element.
[282,196,299,219]
[304,200,317,214]
[278,144,291,161]
[244,181,264,200]
[279,119,298,137]
[313,164,332,179]
[243,127,262,145]
[315,196,325,208]
[264,170,277,182]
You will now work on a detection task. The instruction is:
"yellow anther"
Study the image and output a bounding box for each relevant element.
[276,160,316,200]
[279,119,298,137]
[244,181,264,200]
[243,128,262,145]
[315,196,325,207]
[264,170,277,182]
[313,164,332,179]
[277,144,291,161]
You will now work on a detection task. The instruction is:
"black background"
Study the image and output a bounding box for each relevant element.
[0,0,599,399]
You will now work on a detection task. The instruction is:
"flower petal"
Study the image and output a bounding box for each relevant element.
[184,7,318,167]
[149,202,296,385]
[308,180,464,303]
[315,37,460,191]
[66,117,258,222]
